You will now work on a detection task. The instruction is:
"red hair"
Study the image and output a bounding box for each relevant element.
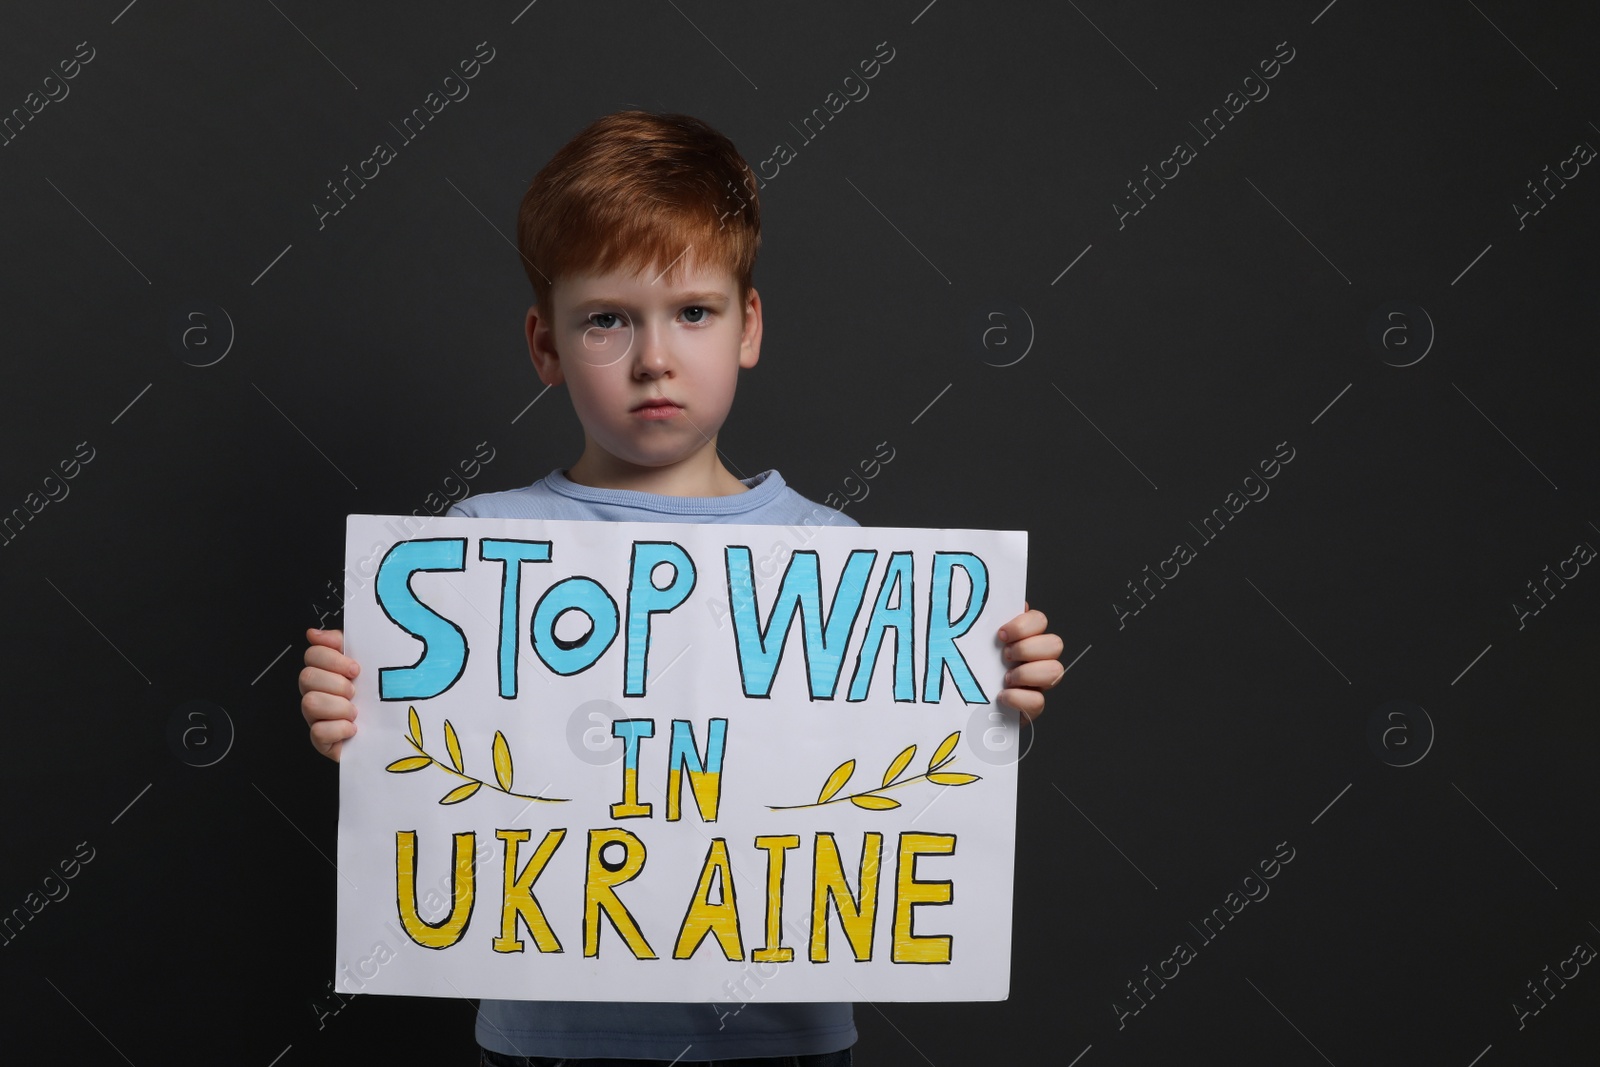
[516,110,761,311]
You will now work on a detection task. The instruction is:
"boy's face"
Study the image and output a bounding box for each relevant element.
[526,258,761,487]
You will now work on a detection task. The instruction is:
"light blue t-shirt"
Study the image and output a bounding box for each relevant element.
[447,467,859,1061]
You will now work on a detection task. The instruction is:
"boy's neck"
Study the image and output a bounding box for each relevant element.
[564,450,751,498]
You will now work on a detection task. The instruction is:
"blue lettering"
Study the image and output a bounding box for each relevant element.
[923,552,988,704]
[847,551,915,702]
[530,576,619,676]
[725,548,875,699]
[375,538,469,700]
[624,542,696,697]
[479,539,553,698]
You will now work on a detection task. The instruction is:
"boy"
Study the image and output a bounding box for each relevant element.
[299,110,1066,1066]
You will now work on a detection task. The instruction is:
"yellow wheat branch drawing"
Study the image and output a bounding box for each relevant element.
[385,706,568,805]
[768,730,980,811]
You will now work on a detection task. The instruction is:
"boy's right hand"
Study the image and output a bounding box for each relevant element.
[300,627,361,762]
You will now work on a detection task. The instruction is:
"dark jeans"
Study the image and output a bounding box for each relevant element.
[479,1049,852,1067]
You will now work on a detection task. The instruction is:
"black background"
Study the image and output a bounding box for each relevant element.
[1,2,1596,1064]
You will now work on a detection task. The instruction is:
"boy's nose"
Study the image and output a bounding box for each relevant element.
[631,322,673,377]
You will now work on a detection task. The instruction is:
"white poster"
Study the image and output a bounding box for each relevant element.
[335,514,1028,1002]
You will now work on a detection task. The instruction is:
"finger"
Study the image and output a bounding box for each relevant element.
[997,687,1044,723]
[997,608,1048,642]
[307,627,345,652]
[309,718,355,761]
[298,664,355,700]
[1003,633,1065,664]
[1004,659,1067,691]
[301,690,357,728]
[304,642,359,680]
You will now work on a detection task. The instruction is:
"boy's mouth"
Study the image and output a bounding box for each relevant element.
[631,397,681,412]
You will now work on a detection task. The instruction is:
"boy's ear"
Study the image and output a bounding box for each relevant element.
[739,287,763,370]
[526,304,564,386]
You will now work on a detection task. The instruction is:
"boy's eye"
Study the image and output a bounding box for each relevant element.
[682,306,708,324]
[586,312,625,330]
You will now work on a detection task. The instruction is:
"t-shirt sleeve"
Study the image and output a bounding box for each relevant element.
[815,505,860,529]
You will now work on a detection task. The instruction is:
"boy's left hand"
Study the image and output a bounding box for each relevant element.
[997,602,1065,723]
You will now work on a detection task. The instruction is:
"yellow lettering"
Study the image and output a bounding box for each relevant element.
[892,832,955,963]
[611,765,652,820]
[583,828,656,958]
[672,838,743,960]
[665,719,726,822]
[492,828,566,954]
[395,830,475,949]
[809,832,882,962]
[753,834,800,963]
